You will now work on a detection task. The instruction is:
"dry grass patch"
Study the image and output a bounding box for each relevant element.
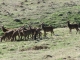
[20,45,49,51]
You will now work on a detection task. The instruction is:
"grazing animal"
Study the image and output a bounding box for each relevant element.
[21,29,32,40]
[34,28,42,40]
[67,21,79,34]
[1,25,8,32]
[29,26,36,39]
[1,30,14,42]
[18,29,24,40]
[11,29,19,41]
[18,27,31,40]
[11,26,27,41]
[41,23,54,37]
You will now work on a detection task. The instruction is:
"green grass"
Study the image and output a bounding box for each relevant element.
[0,28,80,60]
[0,0,80,28]
[0,0,80,60]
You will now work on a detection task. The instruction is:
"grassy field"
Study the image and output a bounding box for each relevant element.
[0,0,80,60]
[0,0,80,28]
[0,28,80,60]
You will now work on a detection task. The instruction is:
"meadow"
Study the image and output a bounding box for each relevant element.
[0,0,80,28]
[0,28,80,60]
[0,0,80,60]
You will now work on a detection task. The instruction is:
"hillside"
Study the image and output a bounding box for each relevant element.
[0,0,80,60]
[0,28,80,60]
[0,0,80,28]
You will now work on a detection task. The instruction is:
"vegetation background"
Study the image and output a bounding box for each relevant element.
[0,0,80,28]
[0,0,80,60]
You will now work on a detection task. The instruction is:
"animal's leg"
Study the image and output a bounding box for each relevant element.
[51,31,52,36]
[76,28,79,34]
[20,35,22,40]
[18,35,20,40]
[14,36,16,41]
[24,36,26,40]
[27,35,29,39]
[38,32,41,39]
[32,33,34,39]
[34,34,37,40]
[51,31,54,36]
[44,32,46,37]
[69,29,71,33]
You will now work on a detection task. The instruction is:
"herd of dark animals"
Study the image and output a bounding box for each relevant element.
[0,21,80,42]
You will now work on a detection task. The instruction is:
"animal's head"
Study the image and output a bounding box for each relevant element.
[67,21,70,23]
[41,22,46,26]
[0,25,4,29]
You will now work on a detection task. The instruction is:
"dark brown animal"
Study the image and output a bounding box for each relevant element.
[1,30,14,42]
[67,21,79,34]
[1,26,25,41]
[11,26,27,41]
[11,29,20,41]
[23,29,32,40]
[29,26,36,39]
[41,23,54,37]
[34,28,42,40]
[18,27,30,40]
[1,25,8,32]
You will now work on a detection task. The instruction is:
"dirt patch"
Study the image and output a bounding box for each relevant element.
[62,56,75,60]
[28,45,49,50]
[43,55,53,59]
[20,45,49,51]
